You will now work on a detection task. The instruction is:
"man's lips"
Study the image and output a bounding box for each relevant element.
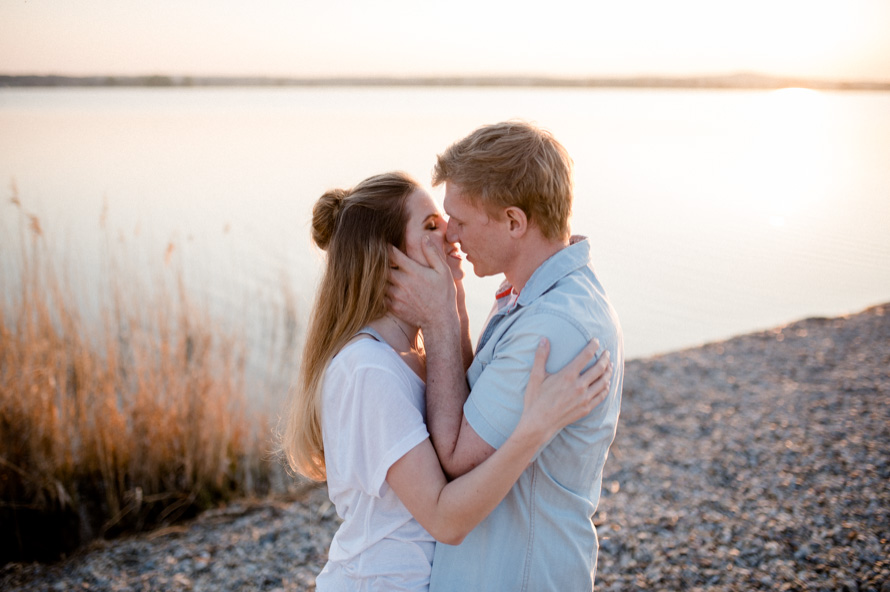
[447,246,464,260]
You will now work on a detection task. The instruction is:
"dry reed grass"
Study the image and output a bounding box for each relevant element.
[0,188,284,562]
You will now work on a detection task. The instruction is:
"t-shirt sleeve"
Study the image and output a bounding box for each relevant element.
[325,360,429,498]
[464,313,591,450]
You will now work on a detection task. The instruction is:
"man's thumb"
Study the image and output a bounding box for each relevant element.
[422,235,447,270]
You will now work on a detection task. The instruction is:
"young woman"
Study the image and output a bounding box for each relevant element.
[282,172,612,591]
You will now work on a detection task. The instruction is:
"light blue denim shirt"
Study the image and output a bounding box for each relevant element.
[429,237,624,592]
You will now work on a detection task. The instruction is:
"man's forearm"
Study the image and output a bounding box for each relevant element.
[455,282,474,372]
[423,306,471,478]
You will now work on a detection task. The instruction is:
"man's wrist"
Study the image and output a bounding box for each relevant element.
[422,308,461,336]
[419,291,461,335]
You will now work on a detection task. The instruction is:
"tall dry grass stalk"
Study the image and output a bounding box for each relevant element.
[1,190,281,561]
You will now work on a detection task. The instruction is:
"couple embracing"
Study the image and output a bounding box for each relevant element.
[282,120,624,591]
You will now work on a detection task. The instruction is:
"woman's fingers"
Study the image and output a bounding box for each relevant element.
[581,349,611,388]
[562,338,600,377]
[586,365,612,407]
[528,338,551,392]
[554,342,612,418]
[521,338,612,434]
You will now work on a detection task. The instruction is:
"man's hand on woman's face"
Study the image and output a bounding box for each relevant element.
[387,235,458,330]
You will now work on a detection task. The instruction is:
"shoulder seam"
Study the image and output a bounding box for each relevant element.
[513,306,591,342]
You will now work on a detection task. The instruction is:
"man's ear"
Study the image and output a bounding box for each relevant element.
[504,206,528,237]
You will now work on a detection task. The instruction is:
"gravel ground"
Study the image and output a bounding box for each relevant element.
[3,303,888,591]
[596,303,889,591]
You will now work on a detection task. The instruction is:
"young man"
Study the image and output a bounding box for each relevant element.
[388,121,624,591]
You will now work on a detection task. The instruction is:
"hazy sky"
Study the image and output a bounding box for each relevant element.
[1,0,889,80]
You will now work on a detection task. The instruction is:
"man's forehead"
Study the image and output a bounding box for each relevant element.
[443,183,472,215]
[442,190,455,212]
[444,185,500,223]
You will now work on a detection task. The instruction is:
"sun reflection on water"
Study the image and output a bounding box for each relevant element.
[742,87,833,226]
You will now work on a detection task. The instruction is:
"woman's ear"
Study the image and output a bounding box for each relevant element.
[504,206,528,237]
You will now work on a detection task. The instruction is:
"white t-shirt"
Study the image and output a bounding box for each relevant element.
[316,335,435,592]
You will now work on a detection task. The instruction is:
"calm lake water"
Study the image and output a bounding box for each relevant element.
[2,87,889,375]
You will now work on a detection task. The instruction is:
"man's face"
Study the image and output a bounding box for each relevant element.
[443,182,509,278]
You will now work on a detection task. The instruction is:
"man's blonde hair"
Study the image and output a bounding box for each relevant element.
[433,120,573,241]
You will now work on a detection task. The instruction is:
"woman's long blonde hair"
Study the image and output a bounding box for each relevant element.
[282,172,418,480]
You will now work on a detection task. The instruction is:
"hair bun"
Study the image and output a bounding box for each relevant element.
[311,188,349,250]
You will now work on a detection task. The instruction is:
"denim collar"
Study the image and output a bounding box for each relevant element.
[491,236,590,315]
[515,236,590,307]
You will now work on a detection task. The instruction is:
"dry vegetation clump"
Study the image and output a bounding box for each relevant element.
[0,194,280,563]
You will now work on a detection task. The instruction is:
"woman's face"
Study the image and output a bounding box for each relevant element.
[403,188,463,280]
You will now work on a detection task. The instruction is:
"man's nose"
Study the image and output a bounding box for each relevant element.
[444,220,458,243]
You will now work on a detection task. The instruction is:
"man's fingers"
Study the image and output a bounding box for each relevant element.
[388,245,428,292]
[384,282,400,305]
[420,235,449,272]
[389,242,449,281]
[389,245,422,273]
[388,265,407,290]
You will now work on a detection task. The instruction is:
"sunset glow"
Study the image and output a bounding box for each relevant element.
[744,88,835,223]
[0,0,888,80]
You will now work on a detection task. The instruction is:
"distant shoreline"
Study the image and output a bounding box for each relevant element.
[2,72,890,91]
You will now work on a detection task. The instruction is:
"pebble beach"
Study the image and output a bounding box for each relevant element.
[3,303,888,591]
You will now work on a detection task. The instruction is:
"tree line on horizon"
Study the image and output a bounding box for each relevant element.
[2,72,889,90]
